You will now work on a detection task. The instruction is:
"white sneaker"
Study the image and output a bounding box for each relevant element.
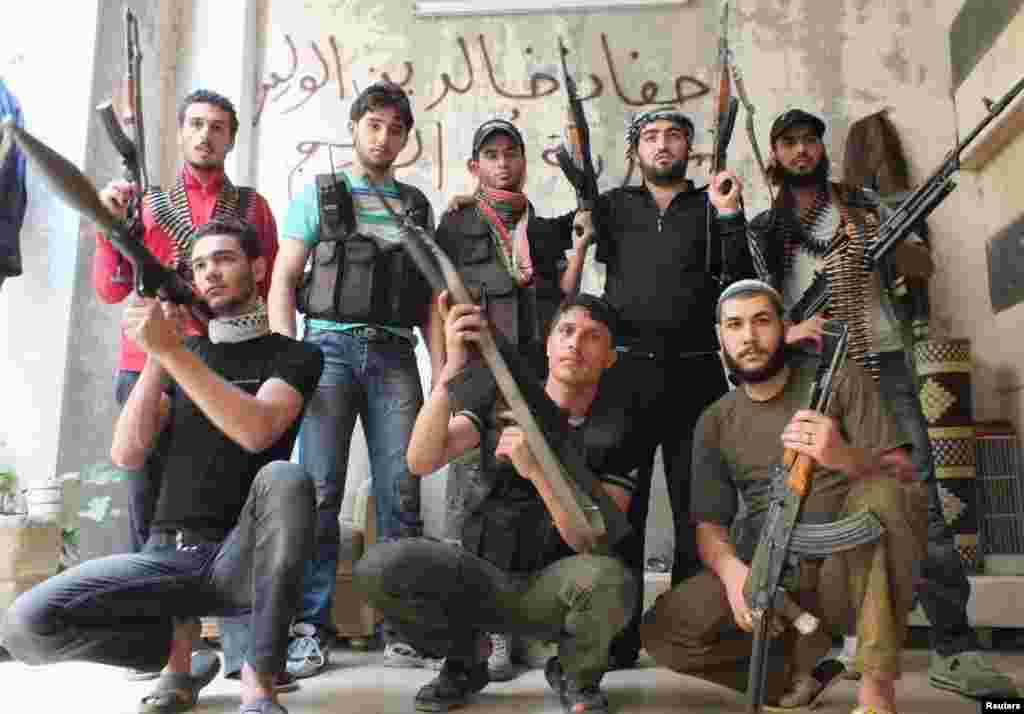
[383,641,445,670]
[487,633,518,681]
[286,622,331,679]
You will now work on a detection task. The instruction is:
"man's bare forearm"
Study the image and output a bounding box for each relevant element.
[407,378,457,476]
[697,522,748,586]
[155,344,282,453]
[110,357,167,469]
[560,246,588,297]
[268,275,298,338]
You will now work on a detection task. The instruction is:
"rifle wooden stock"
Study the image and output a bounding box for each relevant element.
[782,448,815,498]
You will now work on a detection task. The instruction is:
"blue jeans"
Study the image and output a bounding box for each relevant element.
[296,328,424,628]
[876,349,977,655]
[2,462,315,675]
[114,370,161,554]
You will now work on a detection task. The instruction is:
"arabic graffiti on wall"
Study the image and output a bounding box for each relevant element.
[257,32,711,196]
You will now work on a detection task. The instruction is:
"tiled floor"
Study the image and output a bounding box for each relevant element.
[1,646,1012,713]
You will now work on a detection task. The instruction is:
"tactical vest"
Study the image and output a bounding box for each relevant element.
[442,207,539,348]
[297,174,433,327]
[447,361,631,573]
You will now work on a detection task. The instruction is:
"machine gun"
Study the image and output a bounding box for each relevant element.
[365,177,630,555]
[743,321,886,713]
[2,118,198,307]
[95,7,152,286]
[788,75,1024,324]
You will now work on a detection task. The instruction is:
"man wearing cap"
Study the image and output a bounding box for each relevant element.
[747,108,1018,701]
[641,279,929,714]
[431,118,579,680]
[560,107,755,667]
[269,80,438,676]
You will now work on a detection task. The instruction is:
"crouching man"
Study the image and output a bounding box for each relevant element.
[356,292,637,713]
[641,280,928,714]
[1,219,324,714]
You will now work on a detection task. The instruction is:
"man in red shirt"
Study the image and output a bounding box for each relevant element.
[95,88,279,552]
[93,89,280,688]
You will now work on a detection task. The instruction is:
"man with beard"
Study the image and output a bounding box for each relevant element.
[560,108,754,668]
[2,219,324,714]
[356,292,635,714]
[94,88,282,688]
[641,279,929,714]
[431,119,578,680]
[747,109,1018,701]
[269,80,437,676]
[96,89,280,554]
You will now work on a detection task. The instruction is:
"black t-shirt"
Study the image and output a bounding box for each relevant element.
[151,334,325,533]
[456,371,637,572]
[594,185,753,351]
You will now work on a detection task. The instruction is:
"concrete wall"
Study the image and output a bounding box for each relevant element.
[1,2,102,542]
[929,2,1024,432]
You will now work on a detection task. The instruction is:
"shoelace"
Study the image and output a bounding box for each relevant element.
[288,635,325,664]
[489,635,509,662]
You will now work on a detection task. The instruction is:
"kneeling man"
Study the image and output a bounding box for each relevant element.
[2,219,324,714]
[356,292,636,714]
[641,280,928,714]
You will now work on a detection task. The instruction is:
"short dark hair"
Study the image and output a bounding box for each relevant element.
[547,293,619,342]
[178,89,239,139]
[350,81,414,130]
[192,218,262,260]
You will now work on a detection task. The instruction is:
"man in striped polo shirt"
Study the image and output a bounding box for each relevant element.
[269,81,438,677]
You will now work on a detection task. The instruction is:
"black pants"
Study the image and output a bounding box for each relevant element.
[603,350,729,662]
[1,461,315,675]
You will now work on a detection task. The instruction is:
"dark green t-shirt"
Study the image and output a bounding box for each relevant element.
[691,352,909,546]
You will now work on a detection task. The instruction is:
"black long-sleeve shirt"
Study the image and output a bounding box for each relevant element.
[593,183,754,353]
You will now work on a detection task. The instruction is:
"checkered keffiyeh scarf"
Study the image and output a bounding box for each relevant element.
[208,297,271,344]
[475,185,533,286]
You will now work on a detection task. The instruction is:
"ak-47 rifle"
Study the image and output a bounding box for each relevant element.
[364,177,630,555]
[743,320,886,713]
[554,37,600,222]
[707,0,740,281]
[554,37,602,297]
[2,118,197,306]
[788,75,1024,325]
[95,7,151,287]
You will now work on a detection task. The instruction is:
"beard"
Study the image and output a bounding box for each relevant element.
[779,155,831,189]
[722,339,788,384]
[354,136,395,174]
[638,153,689,186]
[206,271,257,318]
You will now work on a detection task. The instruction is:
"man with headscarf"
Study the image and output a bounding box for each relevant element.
[560,107,755,667]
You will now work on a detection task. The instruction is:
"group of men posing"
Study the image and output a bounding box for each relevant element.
[0,79,1018,714]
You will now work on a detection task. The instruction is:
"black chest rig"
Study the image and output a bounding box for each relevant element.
[297,174,433,327]
[443,207,540,348]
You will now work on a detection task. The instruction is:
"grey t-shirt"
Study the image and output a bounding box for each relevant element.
[691,352,909,556]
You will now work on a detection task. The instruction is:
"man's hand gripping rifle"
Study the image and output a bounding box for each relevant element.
[743,321,885,713]
[1,119,198,307]
[366,178,630,554]
[788,74,1024,325]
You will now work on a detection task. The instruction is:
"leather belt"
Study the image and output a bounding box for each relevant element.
[347,326,410,344]
[150,527,228,551]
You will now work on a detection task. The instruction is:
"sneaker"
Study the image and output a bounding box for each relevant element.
[545,656,609,714]
[486,633,518,682]
[384,641,445,669]
[414,658,489,712]
[286,623,331,679]
[929,650,1019,699]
